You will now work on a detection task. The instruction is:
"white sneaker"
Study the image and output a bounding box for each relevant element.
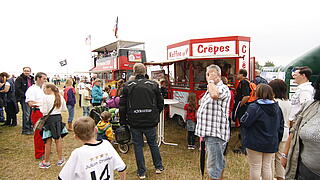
[155,168,164,174]
[138,175,146,179]
[56,158,65,166]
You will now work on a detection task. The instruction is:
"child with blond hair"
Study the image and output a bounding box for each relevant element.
[97,111,114,141]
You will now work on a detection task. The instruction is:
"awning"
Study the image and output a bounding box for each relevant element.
[90,66,113,73]
[145,55,243,65]
[92,40,145,53]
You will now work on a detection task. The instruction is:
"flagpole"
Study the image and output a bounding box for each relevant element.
[64,59,68,75]
[115,16,119,56]
[86,34,92,70]
[90,36,92,68]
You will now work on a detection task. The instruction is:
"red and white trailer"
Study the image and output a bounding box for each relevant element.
[146,36,255,122]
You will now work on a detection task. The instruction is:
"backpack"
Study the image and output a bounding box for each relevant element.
[64,88,76,106]
[126,79,159,127]
[246,79,257,103]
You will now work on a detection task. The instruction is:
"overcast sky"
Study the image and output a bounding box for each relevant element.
[1,0,319,75]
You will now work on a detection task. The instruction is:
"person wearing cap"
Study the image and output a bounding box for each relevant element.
[91,79,104,107]
[81,84,92,116]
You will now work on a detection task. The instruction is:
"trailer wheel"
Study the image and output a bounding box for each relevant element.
[118,144,129,154]
[172,114,186,128]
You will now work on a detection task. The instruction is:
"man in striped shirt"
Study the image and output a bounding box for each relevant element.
[195,64,231,180]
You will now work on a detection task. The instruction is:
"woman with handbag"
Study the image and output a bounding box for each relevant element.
[282,75,320,179]
[39,83,68,168]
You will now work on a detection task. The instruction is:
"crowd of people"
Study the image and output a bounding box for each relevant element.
[0,63,319,180]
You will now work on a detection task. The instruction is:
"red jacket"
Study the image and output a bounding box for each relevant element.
[229,90,235,118]
[184,104,197,122]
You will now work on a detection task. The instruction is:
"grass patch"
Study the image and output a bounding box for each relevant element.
[0,98,249,179]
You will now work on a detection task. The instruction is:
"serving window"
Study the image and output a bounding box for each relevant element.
[172,61,190,88]
[170,59,237,90]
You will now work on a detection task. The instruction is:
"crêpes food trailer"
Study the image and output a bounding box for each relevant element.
[146,36,255,122]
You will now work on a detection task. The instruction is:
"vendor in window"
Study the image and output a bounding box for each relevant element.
[194,62,206,86]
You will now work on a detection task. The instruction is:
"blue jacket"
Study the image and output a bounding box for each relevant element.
[240,99,284,153]
[91,85,103,104]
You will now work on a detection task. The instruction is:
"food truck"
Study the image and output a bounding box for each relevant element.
[146,36,255,122]
[90,40,147,84]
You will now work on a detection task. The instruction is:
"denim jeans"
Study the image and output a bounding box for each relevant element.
[0,107,4,122]
[131,127,163,176]
[188,131,195,146]
[82,106,90,116]
[67,105,75,123]
[205,136,227,179]
[96,133,107,141]
[21,99,32,132]
[186,120,196,131]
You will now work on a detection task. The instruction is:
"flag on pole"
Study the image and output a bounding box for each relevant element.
[59,59,67,66]
[113,16,118,39]
[85,34,91,45]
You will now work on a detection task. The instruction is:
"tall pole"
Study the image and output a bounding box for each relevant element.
[66,62,69,76]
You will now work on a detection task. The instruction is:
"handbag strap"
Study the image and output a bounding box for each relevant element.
[42,105,55,121]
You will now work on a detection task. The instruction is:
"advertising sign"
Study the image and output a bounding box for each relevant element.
[128,50,142,62]
[173,91,189,104]
[151,70,165,81]
[167,45,189,60]
[192,41,236,56]
[238,41,250,72]
[93,57,116,71]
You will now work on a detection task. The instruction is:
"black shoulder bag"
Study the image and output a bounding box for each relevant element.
[33,106,55,131]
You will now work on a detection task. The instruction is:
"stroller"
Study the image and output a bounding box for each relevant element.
[89,106,130,154]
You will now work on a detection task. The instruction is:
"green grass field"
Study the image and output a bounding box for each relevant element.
[0,100,249,180]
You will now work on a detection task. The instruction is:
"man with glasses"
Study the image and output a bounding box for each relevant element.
[15,67,34,135]
[289,66,314,127]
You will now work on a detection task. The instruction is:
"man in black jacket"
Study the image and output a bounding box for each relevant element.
[119,63,164,179]
[15,67,34,135]
[233,69,251,155]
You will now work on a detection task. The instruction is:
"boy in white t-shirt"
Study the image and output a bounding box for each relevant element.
[58,117,126,180]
